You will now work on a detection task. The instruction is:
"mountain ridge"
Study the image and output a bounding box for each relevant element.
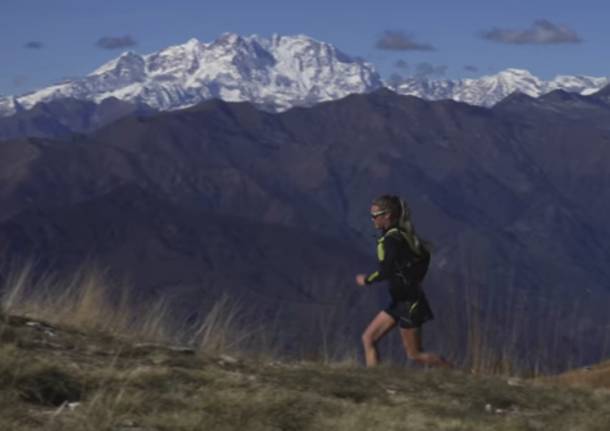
[2,90,610,367]
[0,33,382,116]
[1,33,608,118]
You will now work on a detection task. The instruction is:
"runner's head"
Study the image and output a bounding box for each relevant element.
[370,195,403,229]
[370,195,422,251]
[372,195,403,220]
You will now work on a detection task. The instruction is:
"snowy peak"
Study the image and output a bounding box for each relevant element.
[1,33,382,116]
[90,51,145,77]
[486,68,543,92]
[391,68,608,107]
[547,74,609,95]
[0,97,19,114]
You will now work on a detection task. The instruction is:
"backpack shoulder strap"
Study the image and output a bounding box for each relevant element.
[395,228,426,257]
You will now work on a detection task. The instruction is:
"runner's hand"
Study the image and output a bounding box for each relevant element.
[355,274,367,286]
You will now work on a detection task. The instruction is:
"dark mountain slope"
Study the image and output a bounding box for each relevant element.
[1,89,609,365]
[0,184,375,350]
[0,97,154,140]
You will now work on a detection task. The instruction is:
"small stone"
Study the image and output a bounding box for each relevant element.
[219,354,238,364]
[485,403,493,413]
[507,378,522,386]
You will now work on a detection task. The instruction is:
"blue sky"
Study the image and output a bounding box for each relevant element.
[1,0,608,96]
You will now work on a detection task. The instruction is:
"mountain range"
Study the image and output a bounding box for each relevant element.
[2,32,609,367]
[1,87,610,368]
[392,68,608,106]
[0,33,381,116]
[0,33,608,121]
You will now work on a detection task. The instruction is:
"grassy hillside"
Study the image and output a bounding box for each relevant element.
[547,360,610,389]
[1,265,609,430]
[2,310,610,431]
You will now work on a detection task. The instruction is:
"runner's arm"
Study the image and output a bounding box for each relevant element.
[365,236,399,284]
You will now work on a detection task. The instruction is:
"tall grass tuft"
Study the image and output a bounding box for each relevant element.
[0,263,164,340]
[0,262,257,356]
[189,294,243,355]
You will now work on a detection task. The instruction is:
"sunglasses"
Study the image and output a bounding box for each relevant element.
[370,210,387,219]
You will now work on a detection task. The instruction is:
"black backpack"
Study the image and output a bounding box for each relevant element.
[391,229,431,284]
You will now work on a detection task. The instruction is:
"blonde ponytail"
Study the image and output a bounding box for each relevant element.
[398,198,424,256]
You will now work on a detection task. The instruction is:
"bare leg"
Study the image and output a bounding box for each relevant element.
[362,311,396,367]
[400,327,453,368]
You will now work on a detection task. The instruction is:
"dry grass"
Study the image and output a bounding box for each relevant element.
[0,263,256,356]
[1,264,610,429]
[1,261,607,380]
[543,360,610,389]
[1,319,610,431]
[1,263,172,341]
[430,264,610,378]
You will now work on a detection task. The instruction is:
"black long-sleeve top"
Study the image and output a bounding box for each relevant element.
[364,227,429,302]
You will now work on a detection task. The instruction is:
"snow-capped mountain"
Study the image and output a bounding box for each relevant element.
[0,96,20,115]
[391,69,609,107]
[0,34,608,117]
[0,33,382,116]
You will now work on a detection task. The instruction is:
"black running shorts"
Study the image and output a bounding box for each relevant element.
[384,295,434,329]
